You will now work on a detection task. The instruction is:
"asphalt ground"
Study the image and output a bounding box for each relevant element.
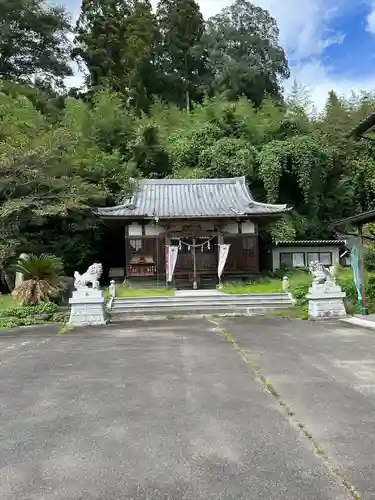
[0,318,363,499]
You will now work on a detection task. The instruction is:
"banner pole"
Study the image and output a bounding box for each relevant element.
[193,237,197,289]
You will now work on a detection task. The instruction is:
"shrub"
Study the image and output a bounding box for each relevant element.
[0,302,58,319]
[365,244,375,272]
[51,311,70,324]
[12,254,65,305]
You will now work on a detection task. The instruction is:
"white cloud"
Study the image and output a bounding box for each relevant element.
[367,1,375,34]
[193,0,375,110]
[255,0,375,110]
[285,60,375,113]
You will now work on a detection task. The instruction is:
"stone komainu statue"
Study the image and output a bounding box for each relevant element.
[309,261,337,285]
[74,263,103,290]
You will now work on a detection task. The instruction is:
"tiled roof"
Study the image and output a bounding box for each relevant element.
[275,240,346,246]
[347,112,375,138]
[95,177,290,219]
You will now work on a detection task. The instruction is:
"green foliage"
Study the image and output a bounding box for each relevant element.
[0,0,73,88]
[0,301,58,318]
[12,254,65,305]
[51,311,70,324]
[199,137,258,179]
[221,280,282,294]
[0,301,59,330]
[0,316,47,330]
[156,0,206,109]
[74,0,157,111]
[0,90,134,274]
[365,244,375,272]
[130,125,172,178]
[202,0,289,105]
[4,0,375,282]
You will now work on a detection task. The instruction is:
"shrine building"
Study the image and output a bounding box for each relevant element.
[96,177,290,289]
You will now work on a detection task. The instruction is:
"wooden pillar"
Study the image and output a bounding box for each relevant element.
[359,224,369,315]
[124,223,129,281]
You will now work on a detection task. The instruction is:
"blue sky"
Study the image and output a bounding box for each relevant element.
[62,0,375,110]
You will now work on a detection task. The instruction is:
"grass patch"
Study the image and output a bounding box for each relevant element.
[0,294,16,311]
[221,281,283,294]
[0,298,68,330]
[272,306,309,320]
[106,286,174,298]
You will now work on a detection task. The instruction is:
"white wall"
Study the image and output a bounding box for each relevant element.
[145,224,163,236]
[272,246,340,271]
[128,220,256,236]
[128,222,163,236]
[242,221,256,234]
[222,221,256,234]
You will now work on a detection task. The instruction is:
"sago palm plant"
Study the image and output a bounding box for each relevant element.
[12,254,65,305]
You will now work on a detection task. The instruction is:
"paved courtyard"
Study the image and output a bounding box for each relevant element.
[0,317,375,499]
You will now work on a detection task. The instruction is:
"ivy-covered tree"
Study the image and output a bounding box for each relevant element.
[202,0,290,105]
[0,0,73,89]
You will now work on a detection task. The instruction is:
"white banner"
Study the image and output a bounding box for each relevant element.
[166,246,179,282]
[218,244,231,280]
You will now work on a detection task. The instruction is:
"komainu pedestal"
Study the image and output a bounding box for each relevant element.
[68,288,107,327]
[306,282,346,320]
[68,263,107,327]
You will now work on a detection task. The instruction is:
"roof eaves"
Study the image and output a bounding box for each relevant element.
[347,112,375,138]
[275,239,346,246]
[331,209,375,228]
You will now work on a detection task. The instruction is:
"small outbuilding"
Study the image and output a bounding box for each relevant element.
[272,240,347,272]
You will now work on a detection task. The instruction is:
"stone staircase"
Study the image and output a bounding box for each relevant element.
[110,291,293,320]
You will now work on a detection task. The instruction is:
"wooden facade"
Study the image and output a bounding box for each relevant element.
[105,219,259,288]
[97,177,289,289]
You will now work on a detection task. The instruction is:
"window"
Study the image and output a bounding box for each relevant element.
[307,252,319,265]
[280,252,293,267]
[280,252,305,268]
[307,252,332,266]
[320,252,332,266]
[292,253,305,267]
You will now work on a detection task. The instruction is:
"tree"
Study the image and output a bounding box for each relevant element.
[130,125,172,178]
[155,0,207,109]
[0,91,134,278]
[258,134,334,238]
[0,0,73,88]
[12,254,65,305]
[199,137,258,179]
[74,0,157,111]
[202,0,290,105]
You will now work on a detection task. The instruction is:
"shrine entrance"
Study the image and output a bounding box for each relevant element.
[172,236,218,289]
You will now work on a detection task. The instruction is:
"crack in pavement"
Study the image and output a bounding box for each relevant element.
[209,318,362,500]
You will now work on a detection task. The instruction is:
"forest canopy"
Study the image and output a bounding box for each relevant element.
[1,0,375,277]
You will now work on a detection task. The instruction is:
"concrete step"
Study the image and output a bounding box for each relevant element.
[112,298,291,310]
[112,293,289,304]
[110,293,293,320]
[110,304,290,320]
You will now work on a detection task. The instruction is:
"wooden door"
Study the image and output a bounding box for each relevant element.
[195,237,217,274]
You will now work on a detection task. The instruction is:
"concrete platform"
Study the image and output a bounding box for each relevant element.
[174,289,224,297]
[341,314,375,330]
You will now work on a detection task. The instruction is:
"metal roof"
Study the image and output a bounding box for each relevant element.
[96,177,290,219]
[275,240,346,246]
[347,112,375,138]
[331,209,375,227]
